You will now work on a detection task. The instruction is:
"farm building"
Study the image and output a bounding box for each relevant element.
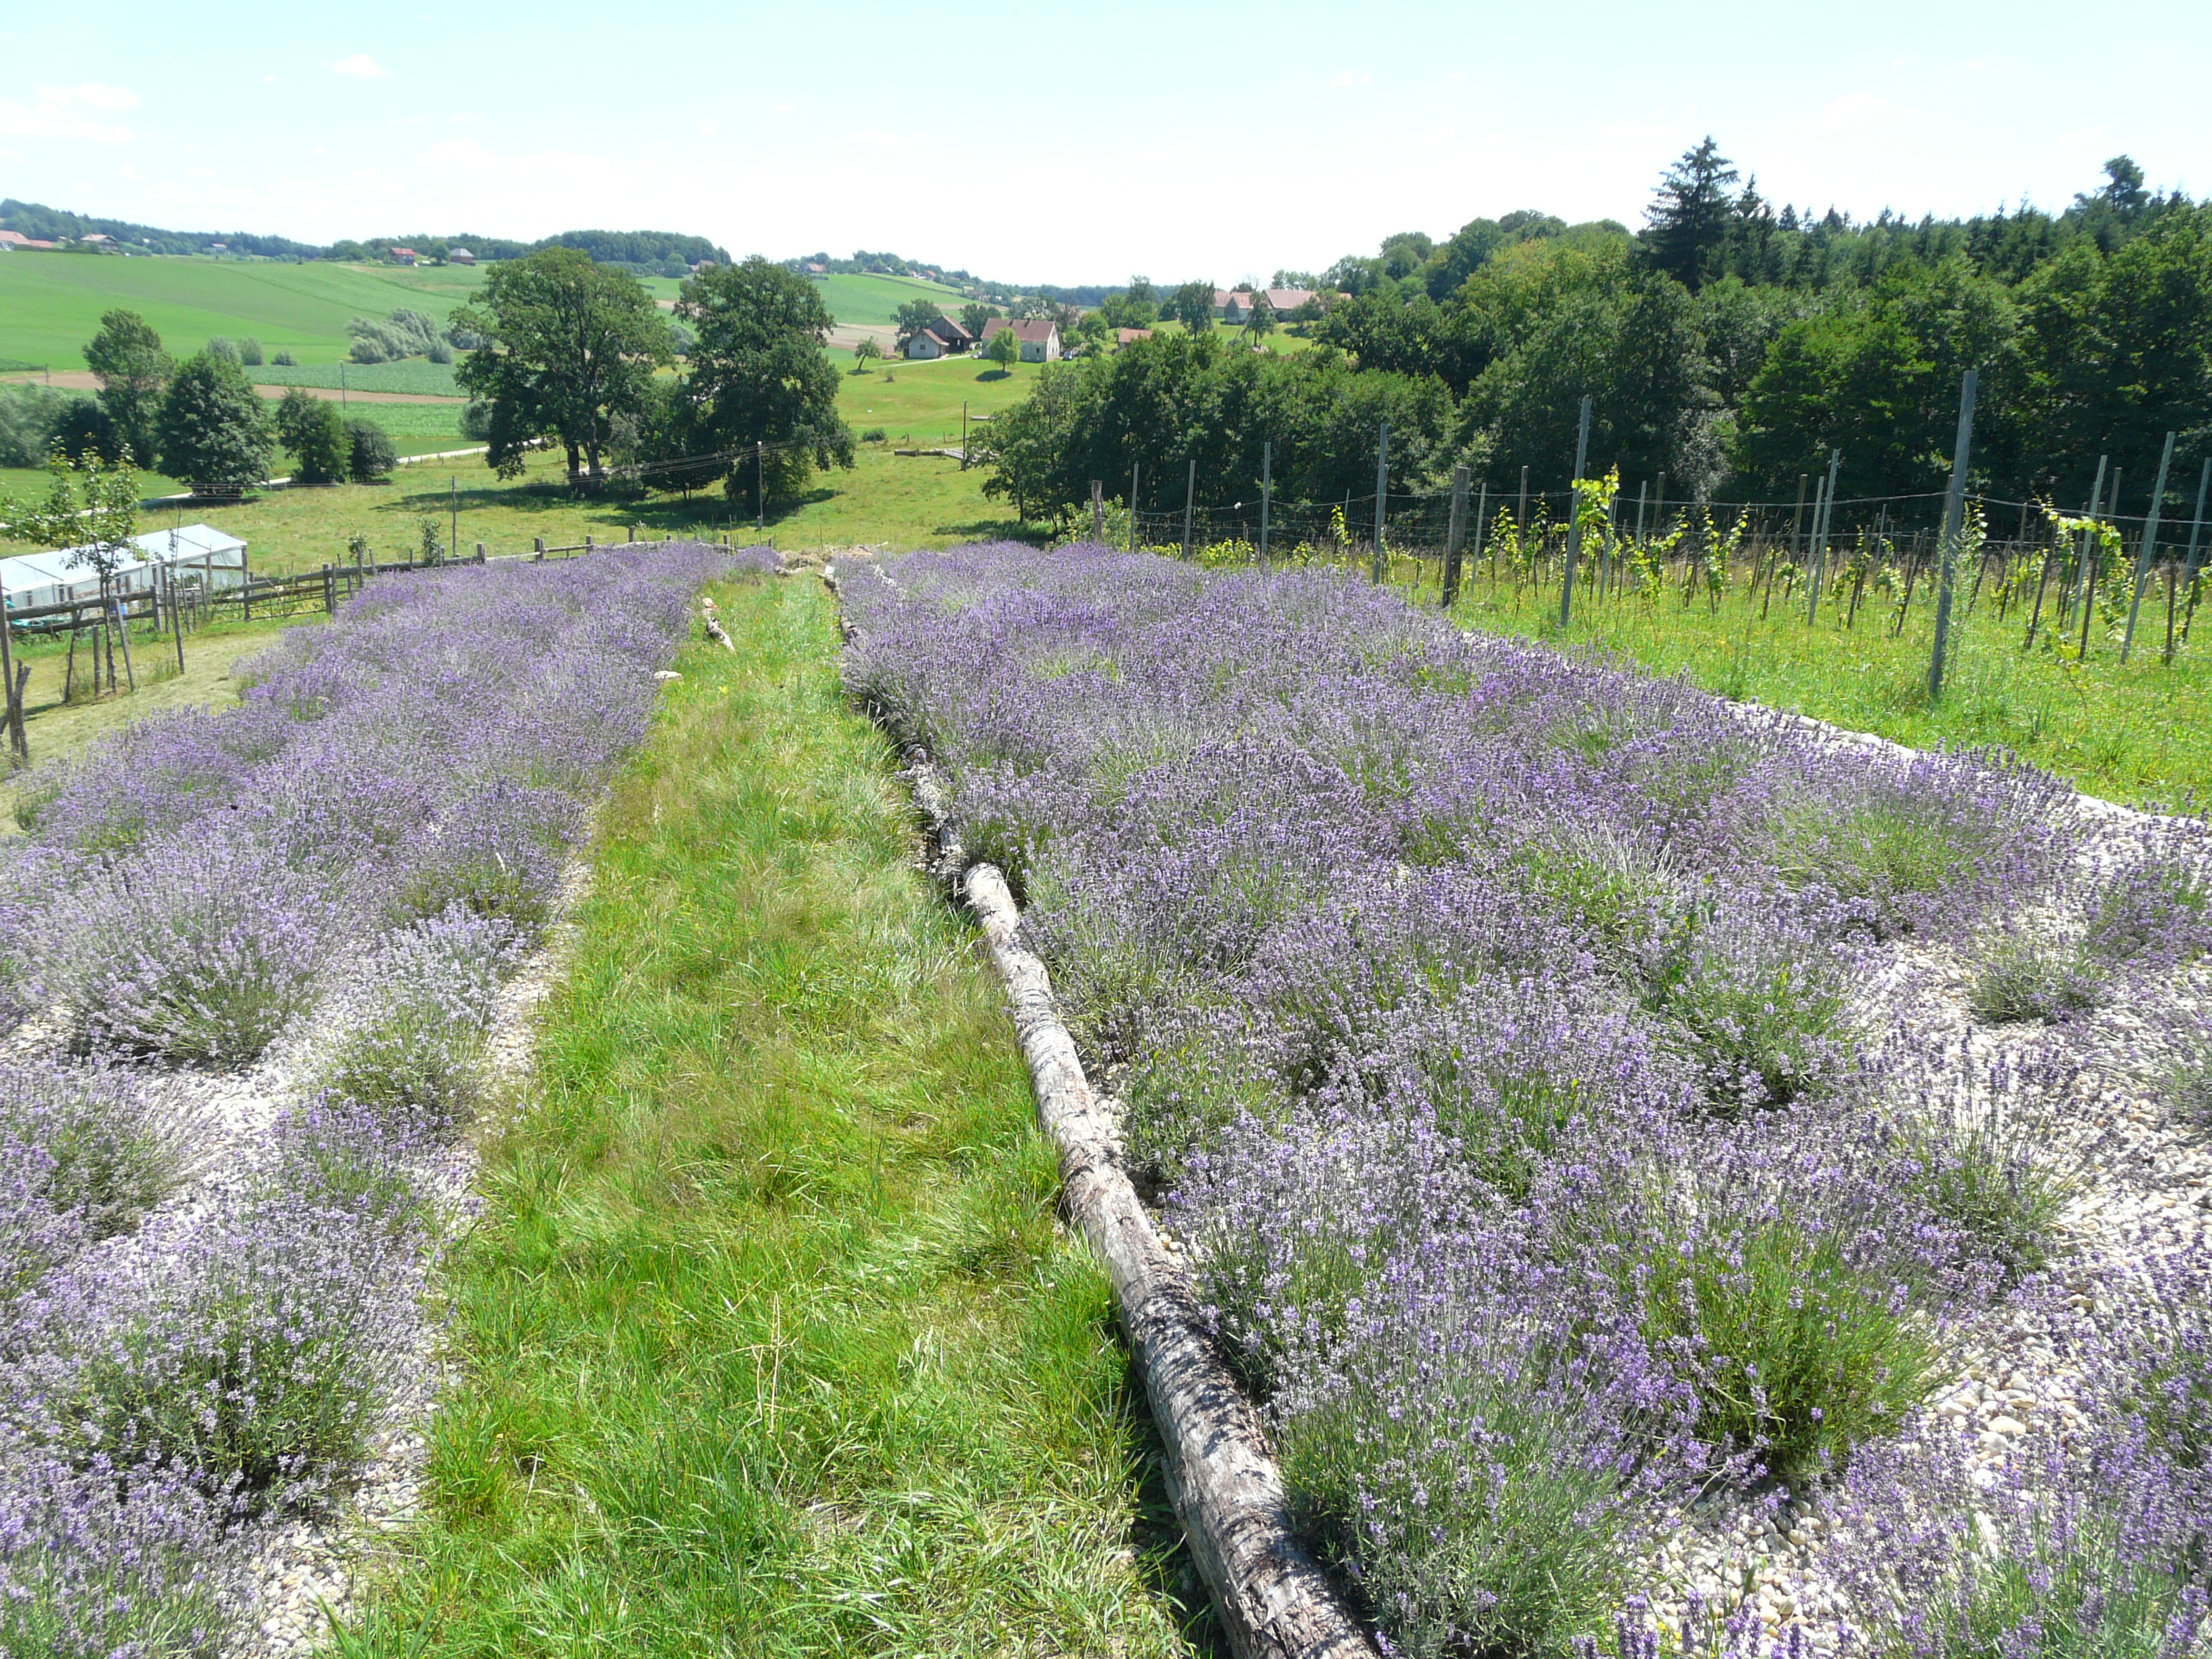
[389,247,418,265]
[903,316,976,359]
[1,525,248,617]
[980,319,1061,363]
[1214,289,1257,323]
[447,247,476,265]
[1263,287,1319,314]
[1115,327,1153,349]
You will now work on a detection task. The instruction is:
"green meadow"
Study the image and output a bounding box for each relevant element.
[808,270,972,326]
[0,253,491,367]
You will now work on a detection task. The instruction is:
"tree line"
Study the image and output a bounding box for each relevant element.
[983,146,2212,525]
[1,311,399,491]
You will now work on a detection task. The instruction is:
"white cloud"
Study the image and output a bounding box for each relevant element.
[0,84,140,144]
[1330,70,1372,88]
[328,54,388,79]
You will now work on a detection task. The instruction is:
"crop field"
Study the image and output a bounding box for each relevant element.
[810,270,973,327]
[246,359,466,396]
[0,253,491,369]
[0,546,756,1652]
[843,543,2212,1654]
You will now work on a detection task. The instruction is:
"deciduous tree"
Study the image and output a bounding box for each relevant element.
[158,351,273,495]
[678,256,854,506]
[451,247,672,485]
[82,308,171,466]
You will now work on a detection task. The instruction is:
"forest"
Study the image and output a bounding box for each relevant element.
[984,146,2211,524]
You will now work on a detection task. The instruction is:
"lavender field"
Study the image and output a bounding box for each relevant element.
[843,544,2212,1656]
[0,543,757,1656]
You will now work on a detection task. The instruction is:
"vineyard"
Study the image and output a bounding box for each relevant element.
[843,542,2212,1654]
[0,544,755,1652]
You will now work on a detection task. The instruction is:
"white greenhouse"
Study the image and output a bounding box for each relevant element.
[0,524,248,616]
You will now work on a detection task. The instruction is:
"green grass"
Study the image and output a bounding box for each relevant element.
[0,254,490,368]
[1404,554,2212,808]
[811,272,972,328]
[329,572,1206,1658]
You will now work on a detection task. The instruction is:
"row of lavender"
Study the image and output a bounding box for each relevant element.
[842,544,2212,1657]
[0,545,758,1656]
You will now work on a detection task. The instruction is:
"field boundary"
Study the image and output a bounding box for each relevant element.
[831,567,1376,1659]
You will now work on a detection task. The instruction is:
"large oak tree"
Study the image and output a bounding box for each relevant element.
[451,247,672,485]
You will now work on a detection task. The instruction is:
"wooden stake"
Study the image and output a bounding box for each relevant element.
[1371,425,1390,584]
[1182,458,1197,561]
[1441,464,1469,611]
[2179,456,2210,647]
[1927,369,1978,699]
[2121,430,2177,663]
[1559,395,1591,627]
[1258,442,1272,569]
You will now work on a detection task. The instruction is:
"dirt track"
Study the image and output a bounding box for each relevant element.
[1,369,462,405]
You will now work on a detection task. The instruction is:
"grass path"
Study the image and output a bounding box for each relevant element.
[337,571,1206,1656]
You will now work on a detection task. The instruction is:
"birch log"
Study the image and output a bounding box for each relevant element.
[962,861,1377,1659]
[828,566,1373,1658]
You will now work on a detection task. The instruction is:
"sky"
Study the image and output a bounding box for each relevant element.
[3,0,2208,288]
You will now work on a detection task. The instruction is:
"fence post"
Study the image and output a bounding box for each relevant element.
[1927,369,1979,700]
[475,541,487,565]
[1441,464,1470,611]
[1516,465,1530,560]
[1129,461,1141,554]
[534,536,546,562]
[1559,395,1592,628]
[586,535,594,555]
[2179,456,2211,650]
[1090,480,1105,542]
[323,564,336,617]
[2121,430,2177,663]
[756,442,765,533]
[0,594,23,768]
[1790,473,1808,569]
[1258,441,1272,569]
[628,525,637,544]
[1474,482,1490,586]
[1182,458,1196,562]
[1371,424,1390,584]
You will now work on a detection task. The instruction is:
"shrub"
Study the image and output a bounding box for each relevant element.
[348,336,388,365]
[1639,897,1860,1111]
[274,386,348,485]
[204,336,238,363]
[34,837,342,1067]
[237,337,264,366]
[7,1185,428,1511]
[272,349,297,367]
[862,426,887,443]
[461,399,494,441]
[426,339,453,365]
[0,382,88,467]
[323,907,519,1127]
[1904,1099,2066,1282]
[269,1098,439,1237]
[0,1449,243,1659]
[0,1063,195,1293]
[346,417,398,482]
[1965,926,2104,1023]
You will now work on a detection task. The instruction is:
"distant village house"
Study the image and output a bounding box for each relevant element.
[982,319,1061,363]
[388,247,417,265]
[447,247,476,265]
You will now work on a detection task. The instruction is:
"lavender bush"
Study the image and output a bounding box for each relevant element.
[842,544,2193,1650]
[0,544,761,1653]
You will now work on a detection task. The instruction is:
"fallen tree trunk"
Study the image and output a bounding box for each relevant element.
[962,861,1377,1659]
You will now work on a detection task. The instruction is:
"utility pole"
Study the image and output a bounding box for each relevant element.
[1927,369,1978,701]
[756,442,765,533]
[1258,441,1272,569]
[1441,464,1470,611]
[2121,430,2177,663]
[961,401,968,469]
[449,475,457,562]
[1559,395,1591,628]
